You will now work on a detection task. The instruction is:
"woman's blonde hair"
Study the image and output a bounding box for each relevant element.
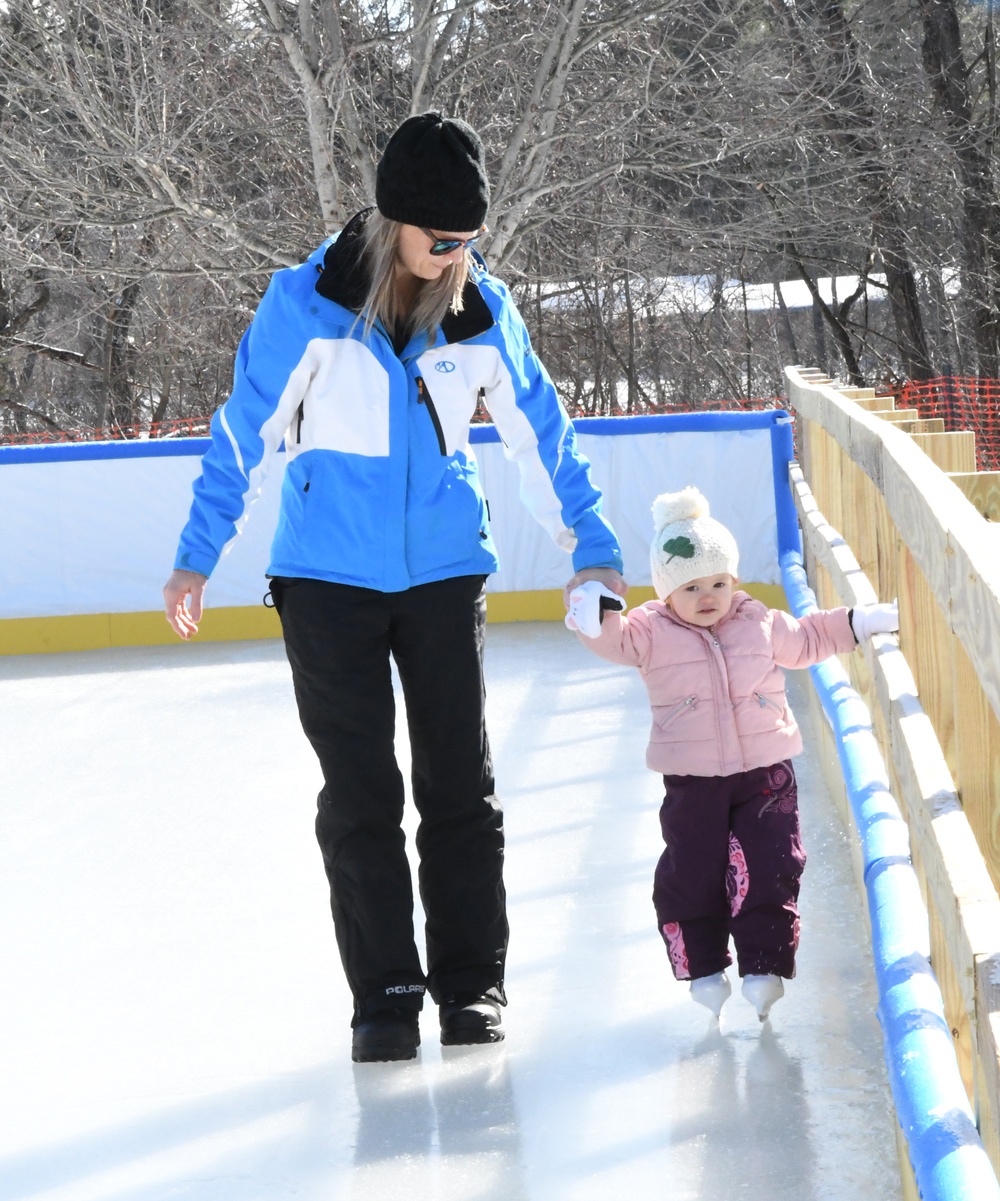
[359,211,469,343]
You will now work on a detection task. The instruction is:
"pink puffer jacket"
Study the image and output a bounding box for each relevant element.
[580,591,856,777]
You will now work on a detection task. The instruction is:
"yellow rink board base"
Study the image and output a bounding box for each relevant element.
[0,583,788,656]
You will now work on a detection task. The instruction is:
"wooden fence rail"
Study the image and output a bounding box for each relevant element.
[785,366,1000,1181]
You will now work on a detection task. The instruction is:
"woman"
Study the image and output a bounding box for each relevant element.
[163,112,626,1063]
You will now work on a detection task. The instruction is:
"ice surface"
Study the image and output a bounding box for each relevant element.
[0,623,903,1201]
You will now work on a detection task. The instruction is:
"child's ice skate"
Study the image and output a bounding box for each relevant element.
[689,971,731,1017]
[742,973,784,1021]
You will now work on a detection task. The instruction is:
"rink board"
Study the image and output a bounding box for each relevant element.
[0,411,796,653]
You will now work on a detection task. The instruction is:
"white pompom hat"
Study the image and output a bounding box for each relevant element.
[649,486,740,600]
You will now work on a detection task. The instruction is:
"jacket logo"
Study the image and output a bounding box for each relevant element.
[434,360,456,373]
[662,535,695,561]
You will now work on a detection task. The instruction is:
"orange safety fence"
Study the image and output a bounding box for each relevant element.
[563,395,786,420]
[893,376,1000,472]
[0,415,214,446]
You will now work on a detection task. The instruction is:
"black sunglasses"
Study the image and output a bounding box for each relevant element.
[421,226,488,256]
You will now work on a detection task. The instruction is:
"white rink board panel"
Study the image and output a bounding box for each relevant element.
[481,426,780,593]
[0,421,781,619]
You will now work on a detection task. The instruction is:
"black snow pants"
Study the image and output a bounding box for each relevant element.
[269,574,507,1022]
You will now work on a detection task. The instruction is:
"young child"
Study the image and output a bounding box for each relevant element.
[565,486,897,1021]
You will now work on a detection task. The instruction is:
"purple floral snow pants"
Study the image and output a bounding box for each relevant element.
[653,760,805,981]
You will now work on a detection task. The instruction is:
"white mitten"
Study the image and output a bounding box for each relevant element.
[564,580,626,638]
[850,600,898,642]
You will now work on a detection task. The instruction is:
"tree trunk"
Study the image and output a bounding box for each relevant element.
[919,0,1000,377]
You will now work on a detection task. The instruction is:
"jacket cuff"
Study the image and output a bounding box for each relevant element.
[175,548,218,578]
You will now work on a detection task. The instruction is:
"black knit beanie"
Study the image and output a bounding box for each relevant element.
[375,112,490,232]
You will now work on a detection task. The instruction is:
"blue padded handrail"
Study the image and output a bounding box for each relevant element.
[782,548,1000,1201]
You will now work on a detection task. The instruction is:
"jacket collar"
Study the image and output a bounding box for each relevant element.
[658,590,749,634]
[314,208,371,312]
[314,208,494,345]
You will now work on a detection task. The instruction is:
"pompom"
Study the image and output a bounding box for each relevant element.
[651,486,710,534]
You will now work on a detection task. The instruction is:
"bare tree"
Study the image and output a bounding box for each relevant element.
[5,0,1000,439]
[917,0,1000,377]
[767,0,934,381]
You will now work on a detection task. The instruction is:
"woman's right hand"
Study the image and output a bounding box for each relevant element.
[163,569,208,640]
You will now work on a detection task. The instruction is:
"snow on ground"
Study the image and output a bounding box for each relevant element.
[0,623,902,1201]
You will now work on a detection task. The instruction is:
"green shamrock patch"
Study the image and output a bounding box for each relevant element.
[662,535,696,562]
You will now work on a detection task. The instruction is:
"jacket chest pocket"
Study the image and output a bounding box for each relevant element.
[416,376,447,454]
[287,341,391,459]
[415,373,483,456]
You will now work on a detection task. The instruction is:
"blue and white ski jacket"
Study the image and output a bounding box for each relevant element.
[175,210,622,592]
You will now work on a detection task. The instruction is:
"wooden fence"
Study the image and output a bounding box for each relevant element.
[785,366,1000,1187]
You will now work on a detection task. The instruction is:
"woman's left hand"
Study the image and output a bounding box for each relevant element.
[563,567,628,607]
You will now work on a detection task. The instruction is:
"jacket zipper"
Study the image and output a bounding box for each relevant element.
[415,376,447,455]
[755,691,784,716]
[703,630,728,759]
[658,695,697,730]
